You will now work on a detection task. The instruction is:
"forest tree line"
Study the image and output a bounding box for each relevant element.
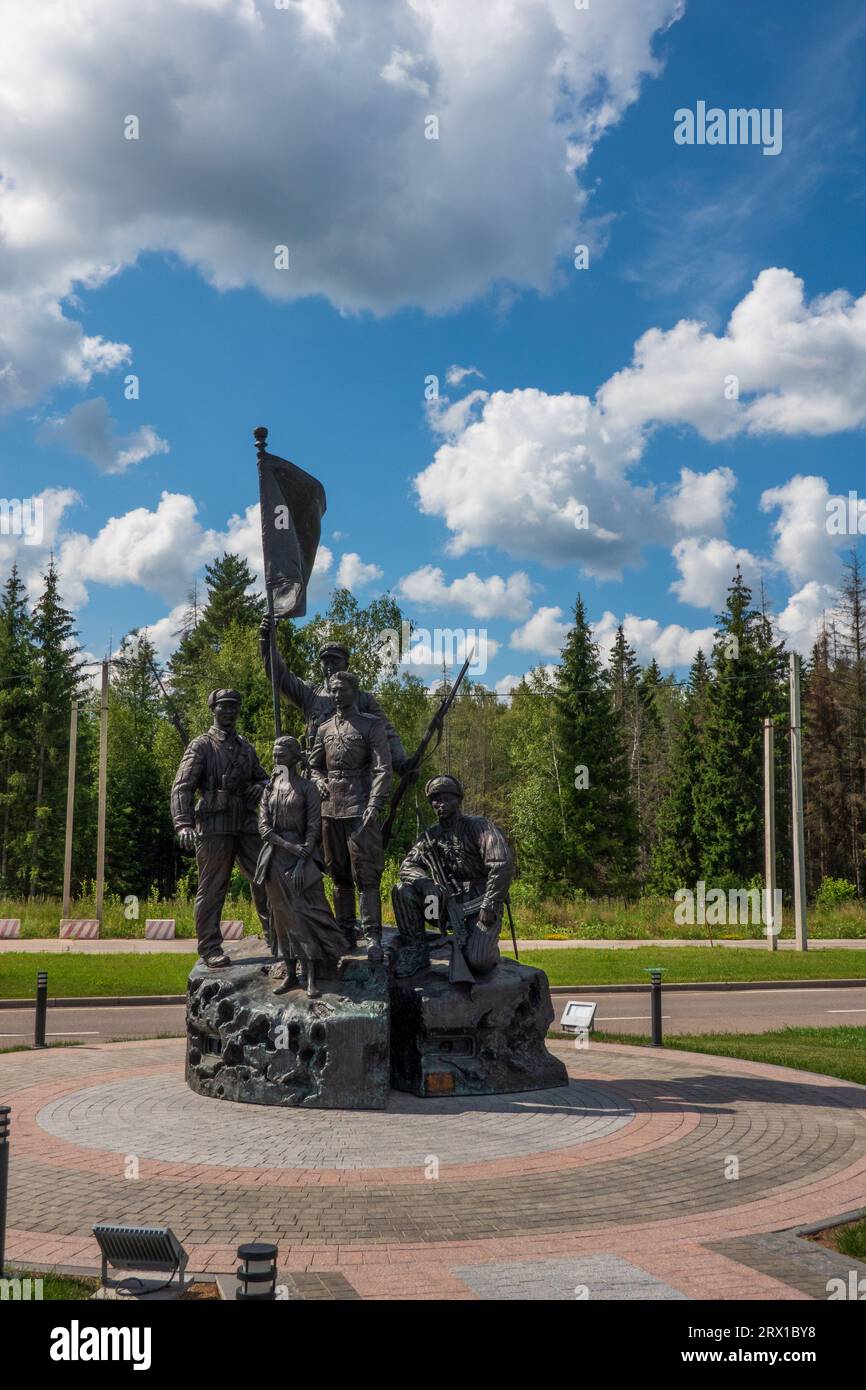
[1,551,865,906]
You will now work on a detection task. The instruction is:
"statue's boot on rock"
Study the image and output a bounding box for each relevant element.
[274,958,300,995]
[360,887,384,964]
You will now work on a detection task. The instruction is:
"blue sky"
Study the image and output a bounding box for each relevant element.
[2,0,866,688]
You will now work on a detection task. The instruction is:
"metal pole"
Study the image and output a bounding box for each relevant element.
[789,653,808,951]
[266,587,282,740]
[34,970,47,1048]
[649,969,663,1046]
[61,700,78,919]
[95,661,109,927]
[0,1106,9,1276]
[255,425,282,741]
[763,717,777,952]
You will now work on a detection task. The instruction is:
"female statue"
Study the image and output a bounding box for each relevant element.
[255,735,354,997]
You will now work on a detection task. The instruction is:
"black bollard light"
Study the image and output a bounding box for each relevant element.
[645,967,665,1047]
[236,1242,278,1300]
[34,970,48,1049]
[0,1106,10,1277]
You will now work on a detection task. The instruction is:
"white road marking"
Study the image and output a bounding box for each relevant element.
[826,1009,866,1014]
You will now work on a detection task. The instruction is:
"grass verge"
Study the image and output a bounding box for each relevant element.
[2,946,866,998]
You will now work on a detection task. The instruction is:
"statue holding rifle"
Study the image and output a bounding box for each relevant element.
[392,774,513,980]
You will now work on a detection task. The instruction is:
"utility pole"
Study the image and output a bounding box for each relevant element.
[763,716,777,952]
[94,662,109,926]
[61,700,78,918]
[789,653,808,951]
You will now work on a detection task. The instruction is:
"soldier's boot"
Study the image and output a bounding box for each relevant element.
[391,883,431,978]
[306,960,320,999]
[332,882,358,939]
[359,888,384,965]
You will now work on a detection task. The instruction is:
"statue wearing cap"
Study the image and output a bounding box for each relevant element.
[170,688,271,967]
[392,774,513,979]
[259,616,408,769]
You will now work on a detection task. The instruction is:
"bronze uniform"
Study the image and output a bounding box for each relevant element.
[171,724,270,958]
[308,707,392,937]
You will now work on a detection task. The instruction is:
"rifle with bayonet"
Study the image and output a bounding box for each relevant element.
[381,650,473,850]
[148,660,190,748]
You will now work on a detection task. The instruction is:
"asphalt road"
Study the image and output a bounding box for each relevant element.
[2,985,866,1045]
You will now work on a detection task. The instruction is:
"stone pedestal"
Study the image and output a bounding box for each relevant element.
[389,950,568,1098]
[186,937,566,1109]
[186,940,390,1110]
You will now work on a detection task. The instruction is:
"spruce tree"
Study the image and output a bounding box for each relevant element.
[693,569,786,886]
[0,566,36,890]
[554,597,637,892]
[649,649,709,892]
[28,559,84,895]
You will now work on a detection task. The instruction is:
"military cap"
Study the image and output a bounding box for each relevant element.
[318,641,350,662]
[208,688,242,709]
[425,774,464,800]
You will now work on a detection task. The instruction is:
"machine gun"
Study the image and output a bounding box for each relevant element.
[419,832,475,985]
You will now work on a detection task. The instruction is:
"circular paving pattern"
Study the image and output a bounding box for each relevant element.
[5,1038,866,1301]
[36,1075,635,1168]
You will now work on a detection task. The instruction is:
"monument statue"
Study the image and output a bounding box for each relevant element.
[392,774,512,981]
[307,670,392,961]
[259,617,409,770]
[170,688,271,967]
[184,426,567,1109]
[254,735,354,997]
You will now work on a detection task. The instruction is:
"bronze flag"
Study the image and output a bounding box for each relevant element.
[255,428,327,618]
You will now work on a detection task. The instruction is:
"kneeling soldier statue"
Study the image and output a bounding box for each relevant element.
[171,688,271,968]
[392,775,513,981]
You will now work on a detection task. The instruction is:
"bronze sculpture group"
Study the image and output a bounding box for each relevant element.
[170,638,513,994]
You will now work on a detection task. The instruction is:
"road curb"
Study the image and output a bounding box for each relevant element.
[548,979,866,995]
[0,994,187,1009]
[1,977,866,1008]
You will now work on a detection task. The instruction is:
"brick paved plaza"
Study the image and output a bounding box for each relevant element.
[3,1038,866,1300]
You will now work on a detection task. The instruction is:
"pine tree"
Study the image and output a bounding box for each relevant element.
[554,598,638,892]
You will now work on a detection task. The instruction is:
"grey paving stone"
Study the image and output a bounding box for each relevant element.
[453,1256,688,1301]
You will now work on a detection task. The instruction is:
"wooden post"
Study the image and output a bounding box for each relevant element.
[61,700,78,918]
[95,662,109,926]
[763,716,777,951]
[789,653,808,951]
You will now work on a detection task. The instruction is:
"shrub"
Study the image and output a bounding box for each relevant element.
[816,877,857,907]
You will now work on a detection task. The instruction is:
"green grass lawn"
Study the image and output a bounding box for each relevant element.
[506,946,866,986]
[2,1269,97,1299]
[592,1025,866,1087]
[1,944,865,998]
[836,1217,866,1259]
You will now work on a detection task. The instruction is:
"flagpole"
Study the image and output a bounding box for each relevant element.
[254,425,282,740]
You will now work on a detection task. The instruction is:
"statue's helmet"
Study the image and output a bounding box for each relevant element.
[425,774,464,801]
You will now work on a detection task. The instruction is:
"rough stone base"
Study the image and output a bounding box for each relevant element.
[389,950,568,1098]
[186,940,389,1110]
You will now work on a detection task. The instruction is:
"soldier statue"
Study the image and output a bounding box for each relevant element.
[392,774,513,980]
[259,615,409,770]
[307,670,392,962]
[171,688,271,968]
